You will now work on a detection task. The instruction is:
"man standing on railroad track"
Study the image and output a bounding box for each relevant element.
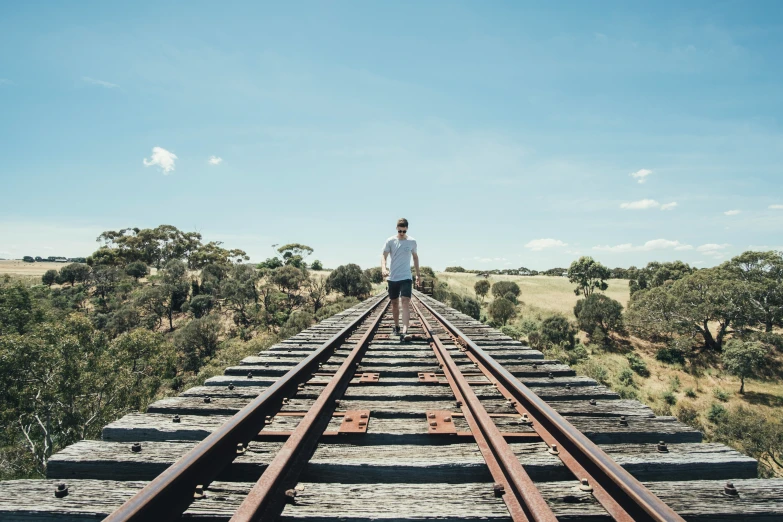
[381,218,420,341]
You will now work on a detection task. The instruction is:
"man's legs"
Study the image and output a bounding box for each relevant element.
[401,296,411,334]
[391,298,400,329]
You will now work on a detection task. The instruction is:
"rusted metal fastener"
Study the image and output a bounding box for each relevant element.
[428,413,436,419]
[55,483,68,498]
[360,413,368,419]
[724,482,739,497]
[520,413,532,425]
[172,415,181,423]
[265,416,273,425]
[287,349,292,353]
[345,416,353,422]
[227,383,235,390]
[493,483,505,497]
[194,485,205,500]
[455,400,463,407]
[264,363,269,367]
[282,397,290,404]
[619,415,629,426]
[284,489,297,503]
[565,383,571,389]
[443,416,452,422]
[657,441,668,453]
[548,372,554,379]
[247,371,253,379]
[236,443,247,455]
[334,399,341,406]
[131,442,142,453]
[579,478,593,492]
[204,396,211,404]
[589,398,597,405]
[548,444,560,456]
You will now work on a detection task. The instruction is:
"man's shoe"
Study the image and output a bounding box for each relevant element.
[391,326,399,336]
[401,327,408,342]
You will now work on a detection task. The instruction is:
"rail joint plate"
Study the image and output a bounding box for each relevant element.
[426,410,457,434]
[339,410,370,433]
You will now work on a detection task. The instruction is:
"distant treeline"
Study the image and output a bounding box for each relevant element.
[21,256,87,263]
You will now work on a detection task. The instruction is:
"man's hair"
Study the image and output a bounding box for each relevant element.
[397,218,409,228]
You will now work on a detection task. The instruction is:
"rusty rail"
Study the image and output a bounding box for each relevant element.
[104,294,388,522]
[413,293,686,522]
[411,299,557,522]
[231,298,389,521]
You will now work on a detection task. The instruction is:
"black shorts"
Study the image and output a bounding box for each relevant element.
[388,279,413,299]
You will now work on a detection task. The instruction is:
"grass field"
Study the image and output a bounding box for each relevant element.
[437,272,630,319]
[0,260,67,276]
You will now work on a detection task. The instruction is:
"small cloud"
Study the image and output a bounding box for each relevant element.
[82,76,118,88]
[769,204,783,210]
[697,243,730,259]
[473,256,507,263]
[208,156,223,165]
[724,210,741,216]
[593,239,692,252]
[595,33,608,43]
[621,199,660,210]
[143,146,178,174]
[0,78,12,85]
[524,238,567,251]
[660,202,678,211]
[630,168,652,184]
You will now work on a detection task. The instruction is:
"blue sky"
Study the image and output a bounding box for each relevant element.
[1,1,781,270]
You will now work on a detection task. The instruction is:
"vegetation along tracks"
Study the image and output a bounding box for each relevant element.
[0,292,782,520]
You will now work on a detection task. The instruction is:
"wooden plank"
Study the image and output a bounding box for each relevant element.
[103,412,700,444]
[47,440,756,483]
[2,478,782,520]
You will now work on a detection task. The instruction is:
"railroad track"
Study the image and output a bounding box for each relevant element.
[1,292,782,520]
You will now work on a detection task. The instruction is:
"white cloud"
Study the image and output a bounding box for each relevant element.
[0,78,12,85]
[697,243,730,259]
[769,204,783,210]
[660,202,678,211]
[82,76,118,88]
[724,209,741,216]
[593,239,693,252]
[621,199,660,210]
[524,238,567,251]
[630,168,652,184]
[473,256,507,263]
[208,156,223,165]
[143,147,178,174]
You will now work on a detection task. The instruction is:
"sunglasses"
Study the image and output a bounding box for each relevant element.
[397,229,407,233]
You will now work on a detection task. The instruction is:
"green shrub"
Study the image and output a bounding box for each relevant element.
[616,385,639,400]
[713,388,730,402]
[579,360,609,385]
[503,292,518,305]
[675,402,700,427]
[491,281,520,299]
[540,315,576,350]
[566,343,589,365]
[669,375,681,392]
[684,387,697,398]
[519,319,539,334]
[573,293,624,335]
[662,391,677,406]
[656,345,686,365]
[707,403,727,423]
[618,368,636,387]
[280,311,314,338]
[626,353,650,377]
[500,325,523,340]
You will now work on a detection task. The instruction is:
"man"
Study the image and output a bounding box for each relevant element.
[381,218,420,341]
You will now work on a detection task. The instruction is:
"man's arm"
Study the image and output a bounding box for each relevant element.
[381,251,389,278]
[412,252,420,286]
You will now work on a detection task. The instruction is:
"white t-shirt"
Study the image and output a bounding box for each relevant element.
[383,236,417,281]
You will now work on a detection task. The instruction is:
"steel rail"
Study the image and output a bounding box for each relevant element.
[411,300,557,522]
[104,294,388,522]
[231,298,390,521]
[414,293,686,522]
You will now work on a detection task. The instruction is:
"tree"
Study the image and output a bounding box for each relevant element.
[491,281,520,299]
[305,276,330,315]
[445,266,466,272]
[42,270,57,287]
[326,264,372,298]
[161,259,190,330]
[188,241,248,269]
[459,296,481,320]
[625,287,679,342]
[568,257,610,297]
[135,285,167,329]
[722,339,767,394]
[270,265,308,311]
[221,264,261,326]
[58,263,91,287]
[722,251,783,332]
[574,293,624,336]
[489,298,516,325]
[22,256,34,263]
[277,243,314,269]
[310,260,324,271]
[125,261,149,281]
[667,268,750,351]
[96,225,203,269]
[540,315,576,349]
[364,267,383,284]
[629,261,694,295]
[175,314,223,372]
[474,280,490,301]
[91,266,124,309]
[257,257,283,270]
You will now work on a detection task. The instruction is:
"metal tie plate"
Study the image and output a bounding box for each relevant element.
[338,410,370,433]
[425,410,457,434]
[359,372,380,383]
[418,372,440,383]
